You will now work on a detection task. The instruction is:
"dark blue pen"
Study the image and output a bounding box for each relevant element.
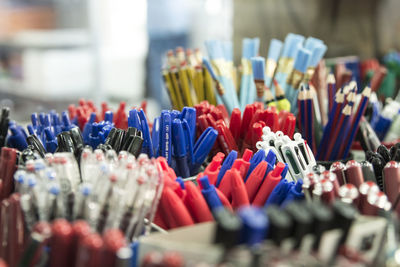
[199,176,223,211]
[104,111,114,125]
[128,109,142,131]
[182,119,194,164]
[181,107,196,142]
[245,150,266,182]
[152,117,160,157]
[265,149,276,166]
[89,123,102,149]
[51,113,62,136]
[171,110,180,121]
[61,111,75,131]
[44,128,58,153]
[138,109,153,158]
[264,179,291,207]
[215,150,237,187]
[82,112,96,145]
[190,127,218,175]
[160,112,172,165]
[171,119,190,178]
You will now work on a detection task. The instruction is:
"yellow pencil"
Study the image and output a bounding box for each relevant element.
[162,69,178,109]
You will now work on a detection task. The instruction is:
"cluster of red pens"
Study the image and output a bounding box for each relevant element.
[67,99,148,130]
[194,101,296,155]
[154,150,286,230]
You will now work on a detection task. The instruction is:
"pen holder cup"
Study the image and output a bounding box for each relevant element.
[316,153,353,170]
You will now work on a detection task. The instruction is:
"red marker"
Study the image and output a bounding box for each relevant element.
[253,162,285,206]
[315,178,335,204]
[232,149,252,179]
[0,148,17,201]
[358,181,380,213]
[383,161,400,213]
[321,170,340,197]
[230,169,250,209]
[203,152,225,185]
[245,161,269,203]
[49,219,74,267]
[101,229,127,267]
[229,108,242,141]
[75,233,104,267]
[159,187,194,228]
[183,181,213,223]
[338,184,359,205]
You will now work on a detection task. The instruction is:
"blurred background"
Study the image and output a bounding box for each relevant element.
[0,0,399,121]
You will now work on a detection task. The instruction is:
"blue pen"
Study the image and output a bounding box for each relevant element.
[7,125,28,151]
[264,179,291,207]
[281,163,289,179]
[171,119,190,178]
[82,112,96,145]
[44,128,58,153]
[265,149,276,166]
[181,107,196,142]
[238,206,268,246]
[27,125,36,136]
[190,127,218,175]
[182,119,194,164]
[264,163,274,180]
[215,150,237,187]
[104,111,113,125]
[199,176,223,211]
[61,111,75,131]
[88,123,102,149]
[281,179,304,207]
[128,109,142,131]
[31,113,39,133]
[138,109,153,158]
[245,150,265,182]
[160,112,172,165]
[170,110,180,121]
[51,113,62,136]
[152,117,161,157]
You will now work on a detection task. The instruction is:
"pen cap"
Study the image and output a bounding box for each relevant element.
[56,132,75,153]
[213,207,242,248]
[345,160,364,188]
[265,205,293,245]
[172,119,186,157]
[199,176,223,211]
[383,161,400,205]
[238,206,268,246]
[284,201,313,247]
[26,135,46,157]
[332,200,358,244]
[330,161,346,185]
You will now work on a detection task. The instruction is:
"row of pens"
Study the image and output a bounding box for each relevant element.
[0,124,398,266]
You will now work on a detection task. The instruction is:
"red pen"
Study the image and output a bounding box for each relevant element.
[203,152,225,185]
[217,104,229,124]
[154,208,169,230]
[252,162,285,206]
[240,104,255,140]
[75,233,104,267]
[229,108,242,141]
[49,219,74,267]
[251,122,263,150]
[114,102,128,130]
[0,148,17,201]
[101,102,109,120]
[68,104,77,120]
[76,108,88,129]
[215,187,233,211]
[216,120,238,154]
[183,181,213,223]
[210,107,224,123]
[159,187,194,228]
[232,149,253,179]
[282,113,296,138]
[254,102,264,111]
[230,169,250,209]
[218,169,235,201]
[101,229,127,267]
[245,161,268,202]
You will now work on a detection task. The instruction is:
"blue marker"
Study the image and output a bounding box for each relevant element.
[190,127,218,175]
[199,176,223,211]
[215,150,237,187]
[171,119,190,178]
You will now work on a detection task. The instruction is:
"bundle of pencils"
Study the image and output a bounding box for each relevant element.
[162,34,327,115]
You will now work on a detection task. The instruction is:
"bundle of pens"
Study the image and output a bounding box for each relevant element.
[195,101,296,155]
[0,148,164,266]
[162,34,327,115]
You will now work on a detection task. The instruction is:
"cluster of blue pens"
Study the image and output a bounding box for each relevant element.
[150,107,218,178]
[267,34,327,113]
